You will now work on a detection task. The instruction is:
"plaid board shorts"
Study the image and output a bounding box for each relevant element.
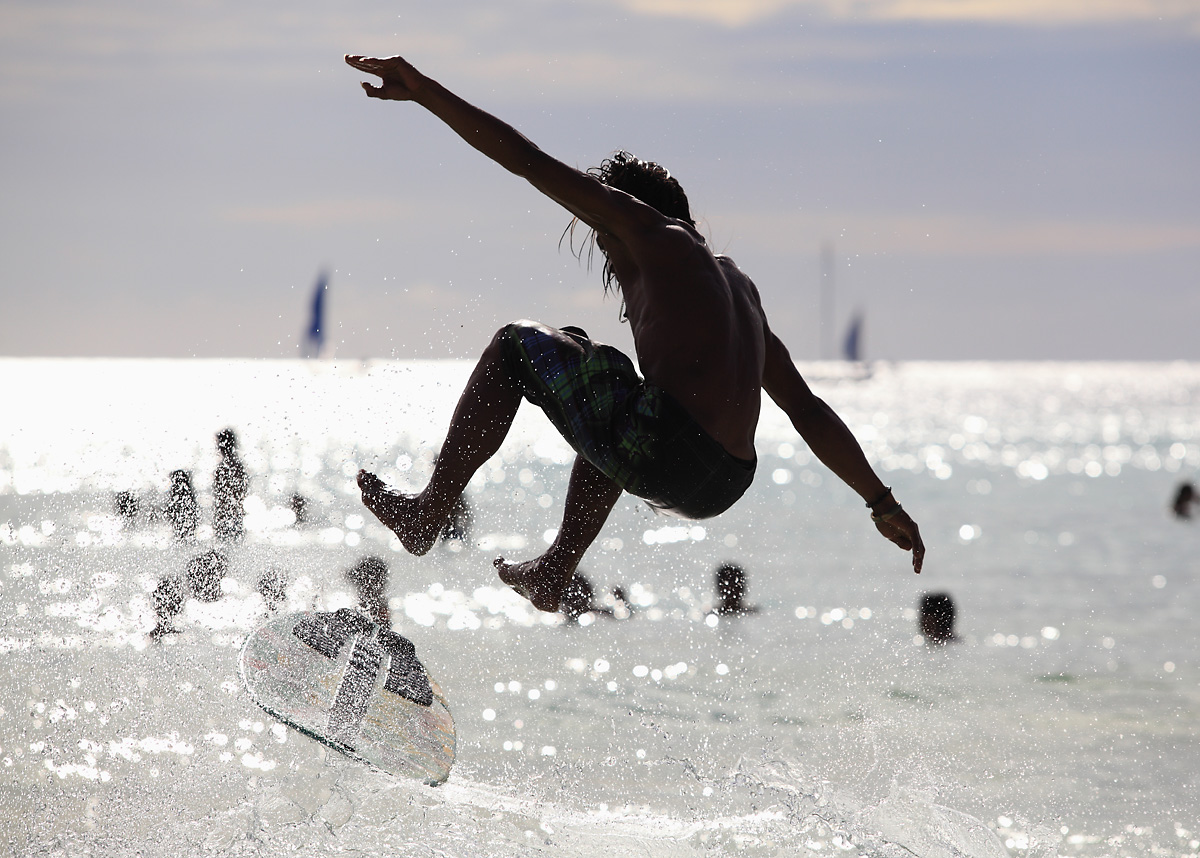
[499,320,756,519]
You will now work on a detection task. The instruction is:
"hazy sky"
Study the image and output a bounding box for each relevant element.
[2,0,1198,361]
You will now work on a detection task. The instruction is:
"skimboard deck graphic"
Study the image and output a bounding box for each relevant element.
[239,608,456,785]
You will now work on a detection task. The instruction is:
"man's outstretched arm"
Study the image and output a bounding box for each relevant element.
[345,54,648,238]
[762,330,924,573]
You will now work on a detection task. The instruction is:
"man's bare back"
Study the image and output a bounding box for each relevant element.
[345,52,924,613]
[606,219,766,461]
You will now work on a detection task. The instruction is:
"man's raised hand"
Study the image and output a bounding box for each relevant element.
[345,54,424,101]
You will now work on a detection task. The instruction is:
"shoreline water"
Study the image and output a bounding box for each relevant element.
[2,358,1198,856]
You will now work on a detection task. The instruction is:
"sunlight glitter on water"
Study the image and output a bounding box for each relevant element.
[3,359,1200,858]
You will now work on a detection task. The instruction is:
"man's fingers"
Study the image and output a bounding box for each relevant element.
[876,515,924,573]
[909,524,925,574]
[346,55,404,76]
[345,55,380,72]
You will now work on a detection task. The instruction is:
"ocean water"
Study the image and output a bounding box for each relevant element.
[1,357,1197,858]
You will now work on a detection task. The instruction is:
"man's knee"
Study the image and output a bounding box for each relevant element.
[489,320,533,351]
[496,320,543,339]
[481,324,512,358]
[490,320,554,367]
[485,324,527,384]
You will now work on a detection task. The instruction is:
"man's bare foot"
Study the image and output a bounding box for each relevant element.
[357,470,441,556]
[494,555,572,613]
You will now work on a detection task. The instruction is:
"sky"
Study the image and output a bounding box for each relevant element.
[1,0,1198,361]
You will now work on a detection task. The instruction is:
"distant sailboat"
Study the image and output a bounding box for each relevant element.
[301,271,329,359]
[813,242,870,381]
[842,312,864,362]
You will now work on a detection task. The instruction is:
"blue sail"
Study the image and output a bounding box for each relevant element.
[301,272,328,358]
[842,312,863,362]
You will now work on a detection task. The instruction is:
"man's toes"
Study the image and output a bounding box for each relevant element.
[494,557,516,584]
[358,470,381,492]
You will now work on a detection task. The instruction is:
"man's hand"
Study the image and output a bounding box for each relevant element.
[345,54,425,101]
[873,507,924,574]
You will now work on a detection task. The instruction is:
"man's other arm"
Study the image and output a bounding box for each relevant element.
[761,329,924,572]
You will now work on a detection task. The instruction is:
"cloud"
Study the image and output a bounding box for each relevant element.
[224,199,418,228]
[604,0,797,27]
[868,0,1200,27]
[720,208,1200,257]
[4,0,1193,112]
[0,0,386,98]
[446,48,885,104]
[614,0,1200,29]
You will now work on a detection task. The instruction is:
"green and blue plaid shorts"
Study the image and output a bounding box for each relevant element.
[499,321,755,519]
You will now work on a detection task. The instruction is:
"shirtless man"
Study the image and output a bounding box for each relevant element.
[346,53,924,612]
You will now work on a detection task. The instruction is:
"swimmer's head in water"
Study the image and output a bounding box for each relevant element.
[919,592,957,643]
[563,151,695,309]
[347,555,389,595]
[216,428,238,457]
[716,562,747,605]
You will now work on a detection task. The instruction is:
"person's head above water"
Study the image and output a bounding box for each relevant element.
[715,562,746,604]
[216,428,239,458]
[559,572,596,622]
[347,556,389,597]
[919,592,957,644]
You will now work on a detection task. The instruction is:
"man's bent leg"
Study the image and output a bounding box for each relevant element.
[359,328,523,555]
[496,455,623,612]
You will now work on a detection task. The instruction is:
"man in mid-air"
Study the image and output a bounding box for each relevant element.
[346,53,924,612]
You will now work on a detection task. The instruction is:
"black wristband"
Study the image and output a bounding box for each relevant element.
[865,487,893,509]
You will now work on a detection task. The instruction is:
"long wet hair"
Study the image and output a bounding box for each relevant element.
[561,151,694,316]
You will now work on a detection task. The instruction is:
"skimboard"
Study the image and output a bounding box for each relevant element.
[239,608,456,785]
